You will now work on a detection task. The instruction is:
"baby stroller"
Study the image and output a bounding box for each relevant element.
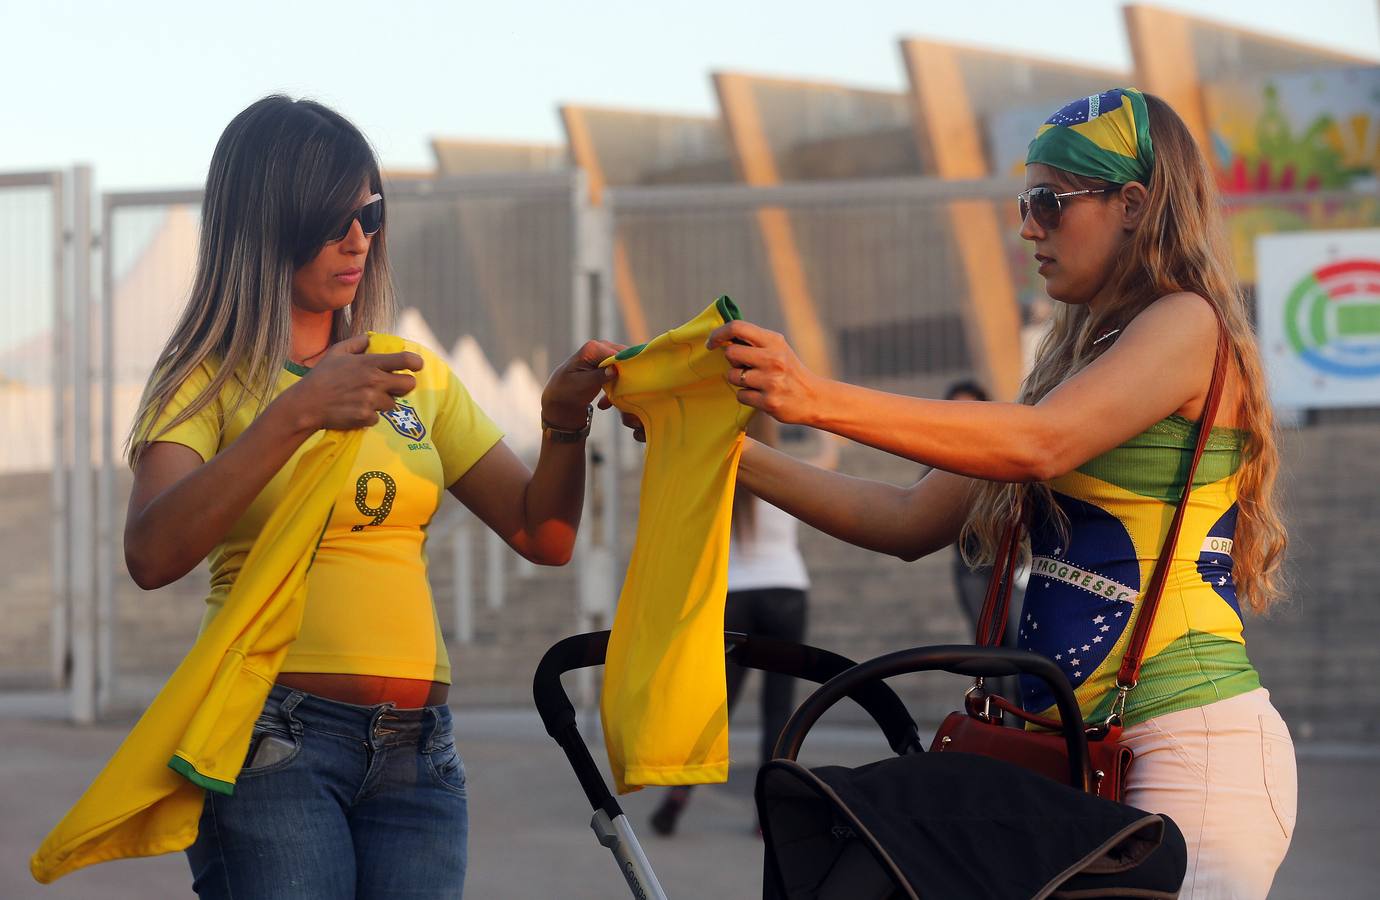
[533,632,1186,899]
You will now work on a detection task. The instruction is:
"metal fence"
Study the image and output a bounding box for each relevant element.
[0,170,64,704]
[3,161,1378,725]
[608,179,1380,394]
[0,167,619,719]
[608,177,1028,399]
[0,168,90,718]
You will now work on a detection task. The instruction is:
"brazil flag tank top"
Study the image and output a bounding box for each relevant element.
[1017,414,1260,727]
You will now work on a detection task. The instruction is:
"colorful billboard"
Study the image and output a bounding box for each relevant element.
[1204,66,1380,195]
[1224,193,1380,284]
[1256,229,1380,410]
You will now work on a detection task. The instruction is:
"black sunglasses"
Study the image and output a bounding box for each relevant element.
[328,193,384,242]
[1017,185,1119,230]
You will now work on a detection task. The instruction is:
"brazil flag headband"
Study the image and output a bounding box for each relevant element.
[1026,88,1154,185]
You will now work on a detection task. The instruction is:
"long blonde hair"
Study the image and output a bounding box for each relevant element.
[127,96,395,465]
[962,93,1286,613]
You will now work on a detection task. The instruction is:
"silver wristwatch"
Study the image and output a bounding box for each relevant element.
[541,404,593,443]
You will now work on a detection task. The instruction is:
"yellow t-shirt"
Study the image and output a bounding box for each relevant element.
[32,333,406,885]
[599,297,755,793]
[148,341,502,684]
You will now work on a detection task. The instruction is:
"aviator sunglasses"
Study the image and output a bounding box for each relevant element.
[328,193,384,242]
[1017,185,1119,230]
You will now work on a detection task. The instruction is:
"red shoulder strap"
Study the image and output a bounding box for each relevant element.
[1115,321,1230,689]
[976,319,1231,700]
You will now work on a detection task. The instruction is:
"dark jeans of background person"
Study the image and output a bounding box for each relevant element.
[186,684,468,899]
[724,587,808,765]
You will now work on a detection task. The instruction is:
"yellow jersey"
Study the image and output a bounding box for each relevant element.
[151,340,502,683]
[32,333,424,883]
[599,297,755,793]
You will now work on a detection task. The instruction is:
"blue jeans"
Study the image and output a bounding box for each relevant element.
[186,684,468,899]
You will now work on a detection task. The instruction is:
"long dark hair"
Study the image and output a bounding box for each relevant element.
[129,95,395,463]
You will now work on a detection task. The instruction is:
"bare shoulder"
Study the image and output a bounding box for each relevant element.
[1118,292,1218,354]
[1124,292,1231,420]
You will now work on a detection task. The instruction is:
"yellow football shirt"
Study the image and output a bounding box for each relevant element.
[600,297,755,793]
[149,340,502,683]
[32,333,417,884]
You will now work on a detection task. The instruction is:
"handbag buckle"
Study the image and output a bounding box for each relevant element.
[1104,684,1132,728]
[965,680,1000,724]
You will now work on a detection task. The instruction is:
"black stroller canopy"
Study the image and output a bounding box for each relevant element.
[535,634,1186,900]
[757,751,1186,900]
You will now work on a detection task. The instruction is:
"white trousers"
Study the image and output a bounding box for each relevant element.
[1121,688,1297,899]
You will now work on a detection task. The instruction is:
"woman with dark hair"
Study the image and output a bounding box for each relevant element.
[123,96,617,898]
[702,90,1295,896]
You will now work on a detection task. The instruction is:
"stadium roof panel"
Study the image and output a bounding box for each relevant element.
[430,139,568,177]
[899,37,1126,179]
[714,71,921,181]
[560,105,734,202]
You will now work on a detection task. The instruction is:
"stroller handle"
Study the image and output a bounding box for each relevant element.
[532,630,924,815]
[774,645,1092,793]
[532,631,622,819]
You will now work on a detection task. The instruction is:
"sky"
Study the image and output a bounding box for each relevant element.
[6,0,1380,190]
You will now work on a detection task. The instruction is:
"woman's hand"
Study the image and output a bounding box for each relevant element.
[450,339,623,567]
[578,344,648,442]
[541,340,625,431]
[706,320,823,425]
[281,335,423,432]
[601,404,645,442]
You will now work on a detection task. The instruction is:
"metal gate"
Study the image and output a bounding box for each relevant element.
[0,168,92,720]
[0,167,615,720]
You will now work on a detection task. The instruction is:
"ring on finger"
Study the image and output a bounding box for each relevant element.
[737,368,748,387]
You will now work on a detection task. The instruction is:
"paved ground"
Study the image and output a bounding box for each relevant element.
[3,708,1376,899]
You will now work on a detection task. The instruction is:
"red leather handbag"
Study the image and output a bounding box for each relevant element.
[931,325,1229,802]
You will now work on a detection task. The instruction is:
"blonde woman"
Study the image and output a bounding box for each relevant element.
[705,90,1295,897]
[125,96,618,898]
